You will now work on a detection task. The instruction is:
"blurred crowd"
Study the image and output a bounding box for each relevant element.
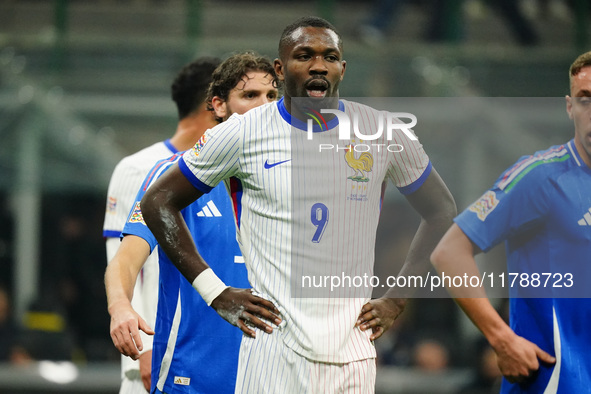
[0,193,119,365]
[359,0,580,46]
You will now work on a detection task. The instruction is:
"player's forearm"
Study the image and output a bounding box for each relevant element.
[141,184,208,283]
[105,238,131,311]
[406,207,456,277]
[382,168,456,300]
[431,223,488,299]
[105,236,151,311]
[106,250,156,357]
[105,258,135,314]
[454,297,513,349]
[105,237,120,263]
[431,227,512,344]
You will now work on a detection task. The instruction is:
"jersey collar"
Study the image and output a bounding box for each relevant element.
[164,139,179,154]
[568,138,591,171]
[277,96,344,132]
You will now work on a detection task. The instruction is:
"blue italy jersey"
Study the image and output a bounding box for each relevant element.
[455,139,591,393]
[122,152,249,394]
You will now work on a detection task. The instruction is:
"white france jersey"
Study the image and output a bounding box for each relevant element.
[103,139,177,378]
[179,98,431,363]
[104,140,178,240]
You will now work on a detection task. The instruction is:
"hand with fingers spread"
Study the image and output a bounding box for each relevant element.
[356,298,406,341]
[109,300,155,360]
[210,288,281,338]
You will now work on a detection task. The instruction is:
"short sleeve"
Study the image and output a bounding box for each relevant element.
[455,161,550,252]
[180,117,243,193]
[103,160,147,240]
[120,157,181,252]
[384,116,431,194]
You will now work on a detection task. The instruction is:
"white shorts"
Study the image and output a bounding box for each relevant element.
[235,330,376,394]
[120,377,148,394]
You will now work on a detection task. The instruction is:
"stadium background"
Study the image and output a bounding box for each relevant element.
[0,0,586,392]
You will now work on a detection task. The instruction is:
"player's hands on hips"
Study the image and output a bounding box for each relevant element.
[356,298,406,341]
[491,332,555,384]
[109,301,155,360]
[211,287,282,338]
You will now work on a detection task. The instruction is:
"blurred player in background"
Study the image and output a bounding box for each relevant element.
[106,52,279,394]
[431,51,591,392]
[103,57,220,393]
[139,16,455,393]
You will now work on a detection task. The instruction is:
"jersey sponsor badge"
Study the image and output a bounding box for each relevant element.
[128,201,146,225]
[191,134,208,157]
[468,191,499,221]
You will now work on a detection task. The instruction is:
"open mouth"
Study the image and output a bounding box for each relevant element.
[305,79,329,98]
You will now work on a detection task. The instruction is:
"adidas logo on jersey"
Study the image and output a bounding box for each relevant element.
[578,207,591,226]
[196,201,222,217]
[174,376,190,386]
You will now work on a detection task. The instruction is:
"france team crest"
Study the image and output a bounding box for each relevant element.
[344,144,373,182]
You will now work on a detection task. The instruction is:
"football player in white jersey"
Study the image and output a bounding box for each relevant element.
[106,51,280,394]
[103,57,220,393]
[139,16,456,393]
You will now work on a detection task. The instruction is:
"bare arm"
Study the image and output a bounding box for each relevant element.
[141,163,281,337]
[431,224,555,383]
[357,168,457,340]
[105,235,154,359]
[140,163,208,280]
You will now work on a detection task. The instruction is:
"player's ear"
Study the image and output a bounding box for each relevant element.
[211,96,227,120]
[274,58,285,82]
[340,60,346,81]
[565,95,573,119]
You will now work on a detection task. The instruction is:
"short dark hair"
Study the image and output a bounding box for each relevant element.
[278,16,342,59]
[206,51,278,122]
[570,51,591,84]
[171,56,221,120]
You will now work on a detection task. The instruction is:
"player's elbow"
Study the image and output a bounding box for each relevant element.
[140,191,154,221]
[438,189,458,221]
[430,243,445,271]
[430,224,471,272]
[425,197,457,243]
[430,236,454,273]
[140,187,166,229]
[424,187,457,226]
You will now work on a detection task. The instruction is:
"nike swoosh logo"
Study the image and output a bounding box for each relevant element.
[264,159,291,169]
